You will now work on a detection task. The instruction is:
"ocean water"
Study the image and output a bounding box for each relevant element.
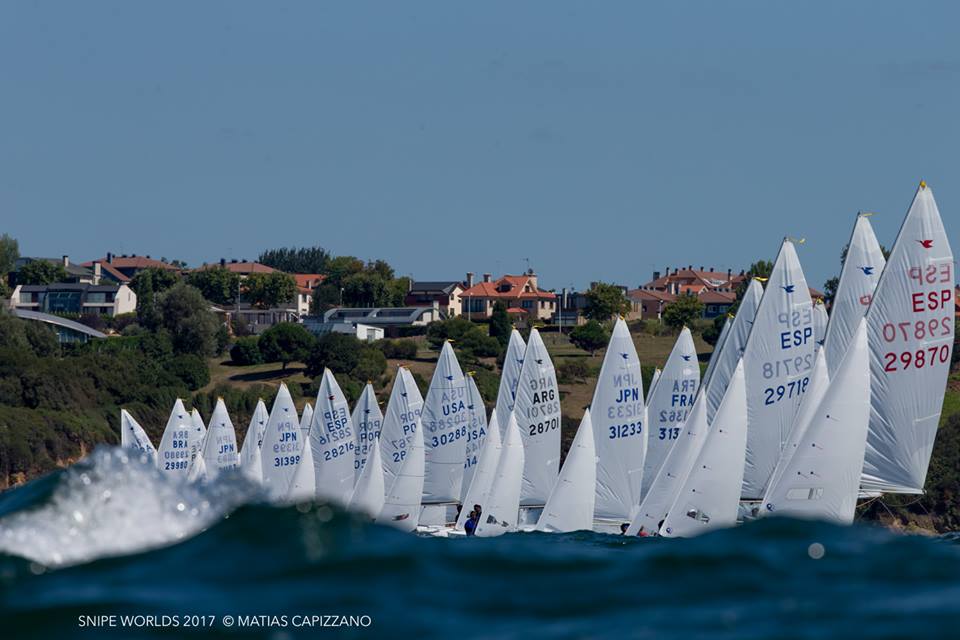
[1,449,959,639]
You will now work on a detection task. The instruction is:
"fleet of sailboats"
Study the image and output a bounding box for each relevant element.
[118,181,953,539]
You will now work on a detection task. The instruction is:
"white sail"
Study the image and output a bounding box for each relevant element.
[199,398,239,480]
[642,327,699,499]
[349,435,386,518]
[741,240,815,499]
[861,182,954,494]
[376,402,425,532]
[157,399,194,479]
[706,279,763,421]
[310,369,357,504]
[591,318,645,521]
[628,390,708,535]
[475,413,525,537]
[765,348,830,494]
[762,320,871,523]
[646,368,662,406]
[352,383,383,481]
[260,384,311,502]
[537,409,597,533]
[701,315,732,391]
[380,367,425,490]
[300,402,314,435]
[239,399,269,484]
[813,301,828,352]
[513,328,561,506]
[185,409,208,482]
[822,214,886,376]
[421,341,469,503]
[456,412,502,531]
[661,360,747,538]
[494,329,526,435]
[461,374,490,502]
[119,409,157,464]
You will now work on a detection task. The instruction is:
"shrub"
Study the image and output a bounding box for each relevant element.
[305,333,362,378]
[230,336,263,366]
[569,321,609,356]
[169,354,210,391]
[258,323,316,370]
[557,359,590,384]
[379,339,418,360]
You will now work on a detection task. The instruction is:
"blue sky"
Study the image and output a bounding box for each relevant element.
[2,1,957,292]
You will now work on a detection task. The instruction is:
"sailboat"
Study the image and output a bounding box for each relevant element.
[641,327,699,500]
[762,320,870,524]
[376,387,425,532]
[514,328,561,514]
[310,369,357,505]
[421,341,469,511]
[352,383,383,481]
[861,182,954,494]
[461,373,489,503]
[186,409,208,482]
[646,368,662,404]
[706,279,763,421]
[157,399,195,479]
[349,434,386,519]
[380,367,425,489]
[475,413,525,537]
[660,360,747,538]
[701,316,731,392]
[300,402,314,436]
[119,409,157,464]
[239,399,269,484]
[536,409,597,533]
[822,213,886,376]
[456,413,502,531]
[290,401,317,502]
[627,389,708,536]
[199,398,239,480]
[591,318,645,528]
[261,384,313,502]
[741,239,815,500]
[764,348,830,496]
[812,300,828,352]
[494,330,526,435]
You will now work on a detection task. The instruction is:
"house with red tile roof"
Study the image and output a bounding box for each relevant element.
[81,253,179,279]
[404,280,464,317]
[460,271,557,320]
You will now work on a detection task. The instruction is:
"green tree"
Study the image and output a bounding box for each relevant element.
[305,333,362,378]
[18,260,67,285]
[489,301,511,347]
[244,272,297,309]
[342,271,391,307]
[169,354,210,391]
[702,313,728,346]
[134,269,160,330]
[0,234,18,297]
[311,283,342,314]
[258,246,331,273]
[584,282,631,321]
[258,322,316,370]
[187,267,241,305]
[352,346,387,381]
[662,292,704,330]
[731,259,774,312]
[156,282,220,356]
[130,267,180,297]
[230,336,263,365]
[324,256,365,287]
[569,320,610,356]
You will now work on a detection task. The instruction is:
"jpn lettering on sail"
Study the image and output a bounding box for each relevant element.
[421,341,469,504]
[260,385,309,502]
[641,328,699,500]
[310,370,357,504]
[513,329,561,506]
[861,183,954,494]
[822,214,886,376]
[494,330,526,436]
[742,240,815,500]
[200,399,239,480]
[706,280,763,422]
[352,383,383,482]
[460,374,489,503]
[592,318,645,521]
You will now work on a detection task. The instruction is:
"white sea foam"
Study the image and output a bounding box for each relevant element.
[0,447,258,567]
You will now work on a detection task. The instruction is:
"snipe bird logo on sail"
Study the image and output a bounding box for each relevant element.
[681,355,692,362]
[619,353,630,361]
[858,266,875,276]
[782,285,796,294]
[445,375,454,381]
[917,239,934,249]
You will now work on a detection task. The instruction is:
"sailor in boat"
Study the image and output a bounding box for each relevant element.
[472,503,482,523]
[619,523,629,535]
[464,510,480,536]
[636,526,649,537]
